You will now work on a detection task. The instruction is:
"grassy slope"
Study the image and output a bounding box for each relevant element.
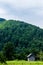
[0,61,43,65]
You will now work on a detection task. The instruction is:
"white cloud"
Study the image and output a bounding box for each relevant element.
[0,0,43,28]
[0,8,6,14]
[0,0,43,8]
[36,10,43,16]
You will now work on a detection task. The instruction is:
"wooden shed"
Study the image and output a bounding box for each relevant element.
[27,53,35,61]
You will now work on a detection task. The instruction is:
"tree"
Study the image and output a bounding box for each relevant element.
[37,51,43,61]
[39,51,43,61]
[3,42,15,60]
[0,51,6,63]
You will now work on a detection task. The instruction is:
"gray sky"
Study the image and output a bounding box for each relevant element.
[0,0,43,28]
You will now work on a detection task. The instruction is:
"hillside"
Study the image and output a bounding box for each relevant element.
[0,18,6,22]
[0,19,43,60]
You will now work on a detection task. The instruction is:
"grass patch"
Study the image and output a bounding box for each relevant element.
[0,60,43,65]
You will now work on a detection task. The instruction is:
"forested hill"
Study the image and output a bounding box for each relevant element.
[0,18,43,59]
[0,18,6,22]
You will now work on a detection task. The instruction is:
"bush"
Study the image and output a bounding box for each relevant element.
[0,51,6,63]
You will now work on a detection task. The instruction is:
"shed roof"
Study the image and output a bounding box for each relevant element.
[27,53,34,58]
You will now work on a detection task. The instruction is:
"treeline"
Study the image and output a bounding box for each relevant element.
[0,19,43,61]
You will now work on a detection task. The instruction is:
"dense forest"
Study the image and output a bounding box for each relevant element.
[0,18,43,61]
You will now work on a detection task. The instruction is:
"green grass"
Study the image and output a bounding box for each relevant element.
[0,60,43,65]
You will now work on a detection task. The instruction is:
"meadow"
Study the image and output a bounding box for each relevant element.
[0,60,43,65]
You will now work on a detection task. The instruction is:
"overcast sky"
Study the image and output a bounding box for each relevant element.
[0,0,43,28]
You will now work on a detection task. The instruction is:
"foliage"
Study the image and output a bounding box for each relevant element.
[0,51,6,63]
[0,18,6,22]
[3,42,15,60]
[37,51,43,61]
[0,19,43,60]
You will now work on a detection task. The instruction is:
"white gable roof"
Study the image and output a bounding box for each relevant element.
[27,53,33,58]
